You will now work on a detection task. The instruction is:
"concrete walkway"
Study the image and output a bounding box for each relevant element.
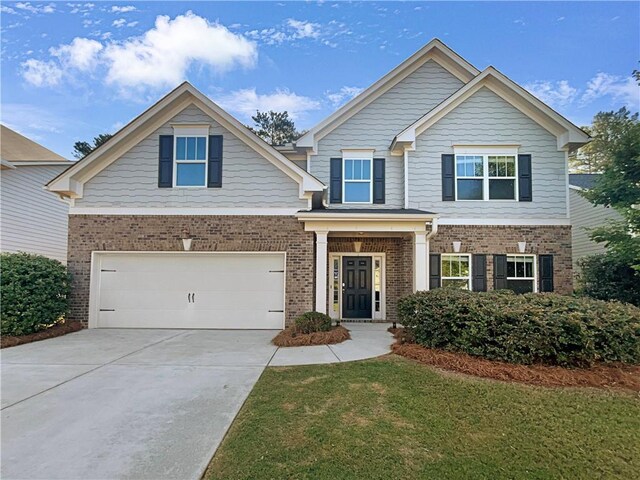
[1,323,392,480]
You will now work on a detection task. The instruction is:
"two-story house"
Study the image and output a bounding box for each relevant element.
[47,39,589,330]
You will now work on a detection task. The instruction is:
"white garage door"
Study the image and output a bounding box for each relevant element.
[92,253,285,329]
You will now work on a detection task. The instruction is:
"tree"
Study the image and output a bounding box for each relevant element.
[248,111,299,146]
[73,133,113,159]
[581,108,640,269]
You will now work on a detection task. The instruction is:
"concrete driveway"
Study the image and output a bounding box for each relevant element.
[1,329,279,480]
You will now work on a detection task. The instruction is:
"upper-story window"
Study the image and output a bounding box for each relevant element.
[454,148,518,201]
[342,149,374,203]
[175,136,207,187]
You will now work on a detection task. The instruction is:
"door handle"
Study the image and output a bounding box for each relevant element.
[188,293,192,303]
[192,293,195,303]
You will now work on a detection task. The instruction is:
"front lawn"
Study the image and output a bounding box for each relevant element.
[206,356,639,480]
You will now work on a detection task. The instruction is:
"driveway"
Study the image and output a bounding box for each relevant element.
[1,329,279,480]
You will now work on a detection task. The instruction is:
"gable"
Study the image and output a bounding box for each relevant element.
[74,105,308,209]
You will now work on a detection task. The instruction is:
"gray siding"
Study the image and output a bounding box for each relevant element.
[311,60,464,208]
[569,188,622,271]
[409,87,568,218]
[1,165,69,262]
[75,105,307,209]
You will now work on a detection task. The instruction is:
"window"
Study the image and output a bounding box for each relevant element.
[332,258,340,314]
[175,136,207,187]
[374,258,381,312]
[441,254,471,289]
[343,158,372,203]
[506,255,536,293]
[455,153,517,200]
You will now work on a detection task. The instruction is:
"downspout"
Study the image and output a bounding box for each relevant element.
[425,217,439,290]
[403,148,409,209]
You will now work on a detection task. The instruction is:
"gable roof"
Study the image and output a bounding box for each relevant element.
[391,67,591,153]
[46,82,325,199]
[569,173,601,190]
[1,125,68,164]
[296,39,480,150]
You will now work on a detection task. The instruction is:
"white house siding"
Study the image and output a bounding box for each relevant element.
[311,60,464,208]
[409,87,568,218]
[75,105,308,209]
[1,165,69,263]
[569,188,622,271]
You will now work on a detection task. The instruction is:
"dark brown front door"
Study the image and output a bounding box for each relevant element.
[342,257,372,318]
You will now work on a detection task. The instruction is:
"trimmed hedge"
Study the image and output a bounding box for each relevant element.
[397,289,640,367]
[1,253,71,336]
[294,311,332,334]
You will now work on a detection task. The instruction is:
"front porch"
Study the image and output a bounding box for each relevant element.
[296,209,437,323]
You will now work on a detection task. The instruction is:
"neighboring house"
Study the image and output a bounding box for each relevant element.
[47,39,590,330]
[1,125,72,263]
[569,173,622,279]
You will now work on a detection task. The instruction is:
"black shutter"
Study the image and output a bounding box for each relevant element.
[330,158,342,204]
[158,135,173,188]
[518,154,532,202]
[373,158,385,204]
[429,253,441,290]
[472,254,487,292]
[208,135,223,188]
[442,154,455,201]
[539,254,554,292]
[493,254,508,290]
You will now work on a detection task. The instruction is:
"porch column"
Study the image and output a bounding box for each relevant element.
[315,231,329,313]
[413,232,428,291]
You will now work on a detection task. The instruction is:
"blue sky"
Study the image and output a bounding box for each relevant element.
[1,1,639,158]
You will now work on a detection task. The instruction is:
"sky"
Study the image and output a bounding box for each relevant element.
[1,1,639,159]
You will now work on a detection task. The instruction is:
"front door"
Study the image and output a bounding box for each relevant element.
[342,256,372,318]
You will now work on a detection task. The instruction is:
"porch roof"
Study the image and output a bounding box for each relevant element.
[296,208,437,233]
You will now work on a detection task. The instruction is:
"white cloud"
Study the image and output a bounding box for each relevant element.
[103,11,257,88]
[287,19,320,39]
[1,5,17,14]
[326,85,363,106]
[2,104,64,136]
[112,18,126,27]
[556,16,565,21]
[110,5,136,13]
[50,37,103,71]
[215,88,321,121]
[14,2,55,14]
[581,73,639,107]
[524,80,579,107]
[21,59,63,86]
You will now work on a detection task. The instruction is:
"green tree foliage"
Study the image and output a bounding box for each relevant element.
[580,107,640,269]
[578,254,640,306]
[72,133,113,159]
[1,253,71,336]
[248,111,299,146]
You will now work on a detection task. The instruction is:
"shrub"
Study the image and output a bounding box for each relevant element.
[1,253,71,336]
[397,289,640,367]
[578,253,640,306]
[294,311,332,334]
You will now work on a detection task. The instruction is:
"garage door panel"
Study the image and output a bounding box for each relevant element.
[94,253,285,329]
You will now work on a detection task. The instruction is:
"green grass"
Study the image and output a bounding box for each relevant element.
[206,356,640,480]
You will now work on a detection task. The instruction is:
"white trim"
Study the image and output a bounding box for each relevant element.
[69,207,303,216]
[88,251,287,329]
[569,185,585,192]
[414,232,428,291]
[171,124,210,136]
[297,39,479,150]
[10,161,73,167]
[438,217,571,226]
[403,149,409,209]
[454,152,518,202]
[453,145,519,155]
[440,253,472,290]
[506,254,538,293]
[328,252,386,321]
[565,150,570,218]
[172,134,208,188]
[342,155,373,204]
[315,231,329,313]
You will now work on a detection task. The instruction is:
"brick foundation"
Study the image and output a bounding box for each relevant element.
[430,225,573,294]
[327,236,413,322]
[67,215,315,326]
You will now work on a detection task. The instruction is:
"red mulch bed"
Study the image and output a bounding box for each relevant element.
[1,321,84,349]
[273,326,351,347]
[389,328,640,392]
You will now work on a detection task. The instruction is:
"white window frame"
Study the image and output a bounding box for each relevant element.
[172,125,209,188]
[342,149,374,204]
[506,254,537,293]
[453,146,519,202]
[441,253,472,290]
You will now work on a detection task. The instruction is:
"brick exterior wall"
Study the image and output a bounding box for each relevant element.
[67,215,314,326]
[430,225,573,294]
[327,236,413,322]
